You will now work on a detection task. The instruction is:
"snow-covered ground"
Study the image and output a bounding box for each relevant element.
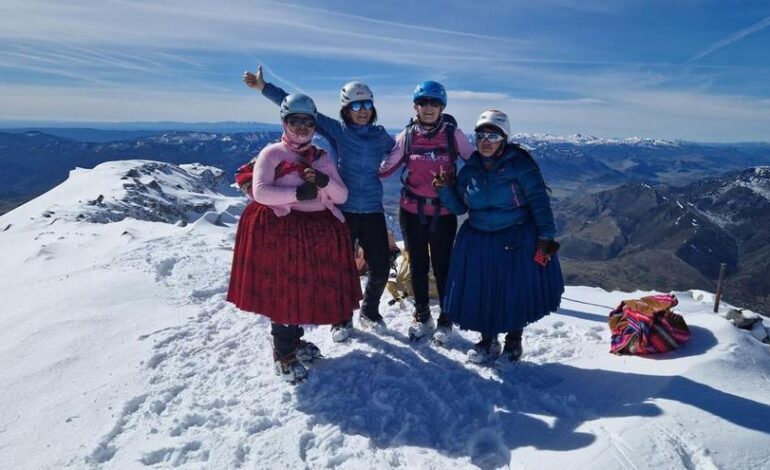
[1,161,769,470]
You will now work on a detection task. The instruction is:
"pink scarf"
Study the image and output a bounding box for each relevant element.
[281,121,314,152]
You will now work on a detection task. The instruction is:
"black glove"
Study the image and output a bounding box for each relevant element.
[534,240,560,267]
[302,167,329,188]
[536,240,560,255]
[314,170,329,188]
[296,182,318,201]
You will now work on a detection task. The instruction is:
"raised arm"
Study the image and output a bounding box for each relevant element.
[244,65,284,106]
[244,65,342,145]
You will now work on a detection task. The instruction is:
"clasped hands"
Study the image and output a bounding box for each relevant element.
[296,167,329,201]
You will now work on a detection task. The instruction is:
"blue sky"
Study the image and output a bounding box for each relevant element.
[1,0,769,141]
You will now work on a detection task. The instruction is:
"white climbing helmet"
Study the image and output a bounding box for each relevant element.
[280,93,317,120]
[340,81,374,107]
[475,109,510,137]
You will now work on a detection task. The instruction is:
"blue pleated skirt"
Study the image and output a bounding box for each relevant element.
[443,221,564,335]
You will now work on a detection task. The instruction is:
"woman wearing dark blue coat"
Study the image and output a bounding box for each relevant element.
[244,66,396,342]
[435,109,564,363]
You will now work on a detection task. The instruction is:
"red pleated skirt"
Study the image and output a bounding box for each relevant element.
[227,202,362,325]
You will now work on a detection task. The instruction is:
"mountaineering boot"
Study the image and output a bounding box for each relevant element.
[500,332,523,363]
[467,337,502,364]
[273,352,308,385]
[432,314,453,345]
[359,310,387,332]
[295,339,322,364]
[408,308,434,341]
[331,319,353,342]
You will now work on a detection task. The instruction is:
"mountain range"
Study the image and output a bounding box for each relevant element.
[556,167,770,315]
[2,128,769,314]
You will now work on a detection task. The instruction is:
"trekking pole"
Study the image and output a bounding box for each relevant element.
[713,263,727,313]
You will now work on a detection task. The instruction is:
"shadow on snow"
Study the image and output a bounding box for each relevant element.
[295,326,767,469]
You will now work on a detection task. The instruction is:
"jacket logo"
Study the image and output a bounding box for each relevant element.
[411,151,450,162]
[467,178,480,196]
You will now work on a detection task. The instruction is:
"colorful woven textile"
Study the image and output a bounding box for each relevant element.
[608,294,691,355]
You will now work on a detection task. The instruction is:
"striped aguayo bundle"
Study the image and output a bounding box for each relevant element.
[608,294,691,355]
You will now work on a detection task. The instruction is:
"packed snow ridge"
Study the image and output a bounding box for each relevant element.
[30,160,244,226]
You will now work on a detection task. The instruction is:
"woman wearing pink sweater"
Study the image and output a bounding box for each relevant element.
[227,94,362,384]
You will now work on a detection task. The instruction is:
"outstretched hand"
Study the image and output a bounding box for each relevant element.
[243,65,266,91]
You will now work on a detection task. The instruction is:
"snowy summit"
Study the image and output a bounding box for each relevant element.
[1,160,769,469]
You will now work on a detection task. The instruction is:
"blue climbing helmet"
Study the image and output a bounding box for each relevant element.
[413,80,447,106]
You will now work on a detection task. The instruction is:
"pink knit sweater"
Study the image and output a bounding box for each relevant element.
[252,141,348,222]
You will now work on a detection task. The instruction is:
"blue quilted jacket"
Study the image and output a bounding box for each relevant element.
[262,83,396,213]
[437,144,556,239]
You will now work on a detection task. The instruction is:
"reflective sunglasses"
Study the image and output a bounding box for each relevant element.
[286,116,316,128]
[475,131,505,143]
[349,100,374,112]
[415,98,443,107]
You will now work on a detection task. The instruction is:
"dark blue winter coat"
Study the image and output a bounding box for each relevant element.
[437,144,556,240]
[262,83,396,213]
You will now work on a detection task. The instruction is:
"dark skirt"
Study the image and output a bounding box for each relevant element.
[443,221,564,335]
[227,202,362,325]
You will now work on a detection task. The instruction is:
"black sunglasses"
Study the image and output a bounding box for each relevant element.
[349,100,374,112]
[286,116,316,128]
[415,98,443,107]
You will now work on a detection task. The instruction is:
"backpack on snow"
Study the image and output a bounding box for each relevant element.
[386,249,439,305]
[608,293,690,355]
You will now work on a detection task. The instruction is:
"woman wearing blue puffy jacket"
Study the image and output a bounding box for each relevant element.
[244,66,396,342]
[435,109,565,364]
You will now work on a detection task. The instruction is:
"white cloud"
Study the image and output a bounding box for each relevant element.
[450,91,512,101]
[0,0,530,63]
[1,0,768,142]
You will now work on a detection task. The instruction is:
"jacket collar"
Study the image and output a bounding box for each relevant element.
[343,121,381,138]
[468,144,517,172]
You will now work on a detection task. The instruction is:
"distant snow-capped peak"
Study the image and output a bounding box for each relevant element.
[510,132,681,147]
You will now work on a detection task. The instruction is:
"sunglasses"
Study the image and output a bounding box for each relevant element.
[349,100,374,112]
[286,116,316,128]
[475,132,505,143]
[415,98,443,108]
